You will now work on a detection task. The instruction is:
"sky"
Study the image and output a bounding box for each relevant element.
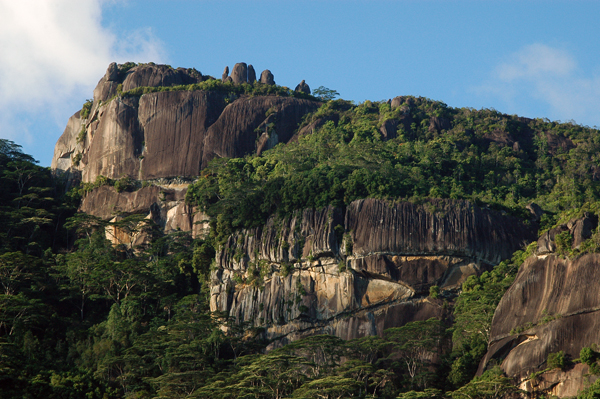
[1,0,600,167]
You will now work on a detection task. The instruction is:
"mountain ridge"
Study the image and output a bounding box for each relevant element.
[4,61,597,397]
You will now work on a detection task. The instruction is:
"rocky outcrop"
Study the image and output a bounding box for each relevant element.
[231,63,248,84]
[545,131,575,155]
[527,202,544,221]
[210,199,535,347]
[52,63,320,183]
[222,66,229,81]
[105,62,119,81]
[379,119,399,140]
[295,80,310,94]
[248,65,256,83]
[391,96,403,109]
[379,99,413,141]
[428,116,451,133]
[79,183,210,241]
[260,69,275,85]
[479,215,600,397]
[202,96,319,167]
[537,213,597,254]
[122,64,202,92]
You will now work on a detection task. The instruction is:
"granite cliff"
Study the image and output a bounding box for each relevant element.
[479,214,600,397]
[210,198,535,348]
[52,62,319,183]
[53,62,319,238]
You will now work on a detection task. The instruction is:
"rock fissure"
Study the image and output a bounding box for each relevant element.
[490,305,600,346]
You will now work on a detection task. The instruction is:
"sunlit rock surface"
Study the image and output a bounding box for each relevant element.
[479,215,600,397]
[210,198,535,347]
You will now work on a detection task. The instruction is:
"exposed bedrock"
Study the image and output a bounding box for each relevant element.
[52,63,320,183]
[479,215,600,397]
[201,96,320,168]
[79,184,210,243]
[210,198,536,346]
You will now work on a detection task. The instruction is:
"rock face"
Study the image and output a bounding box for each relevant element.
[52,63,320,183]
[79,183,210,242]
[202,96,319,166]
[428,116,451,133]
[210,198,535,347]
[50,110,84,185]
[479,215,600,397]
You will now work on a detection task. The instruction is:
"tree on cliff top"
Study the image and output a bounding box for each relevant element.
[313,86,340,101]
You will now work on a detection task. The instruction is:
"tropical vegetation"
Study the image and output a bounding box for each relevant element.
[4,77,600,398]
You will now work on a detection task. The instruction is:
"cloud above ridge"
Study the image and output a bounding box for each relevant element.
[0,0,165,150]
[476,43,600,127]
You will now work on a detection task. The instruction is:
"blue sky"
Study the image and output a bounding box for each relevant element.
[2,0,600,166]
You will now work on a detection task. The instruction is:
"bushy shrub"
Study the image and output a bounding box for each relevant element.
[547,351,567,370]
[555,231,573,256]
[114,176,135,193]
[580,346,600,374]
[72,152,82,166]
[80,99,93,119]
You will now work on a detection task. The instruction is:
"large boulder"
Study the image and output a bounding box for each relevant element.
[260,69,275,85]
[248,65,256,83]
[231,62,248,84]
[295,80,310,94]
[221,66,229,81]
[105,62,119,81]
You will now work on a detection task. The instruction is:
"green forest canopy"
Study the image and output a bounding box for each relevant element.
[187,96,600,241]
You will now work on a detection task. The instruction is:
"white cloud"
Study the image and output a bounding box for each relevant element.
[496,44,576,81]
[0,0,165,155]
[476,43,600,127]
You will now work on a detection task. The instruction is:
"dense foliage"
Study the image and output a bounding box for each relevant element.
[187,97,600,241]
[448,242,537,388]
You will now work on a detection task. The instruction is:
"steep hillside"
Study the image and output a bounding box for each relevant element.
[36,61,600,398]
[479,213,600,397]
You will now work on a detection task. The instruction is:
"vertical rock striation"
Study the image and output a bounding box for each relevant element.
[210,199,535,347]
[52,62,320,183]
